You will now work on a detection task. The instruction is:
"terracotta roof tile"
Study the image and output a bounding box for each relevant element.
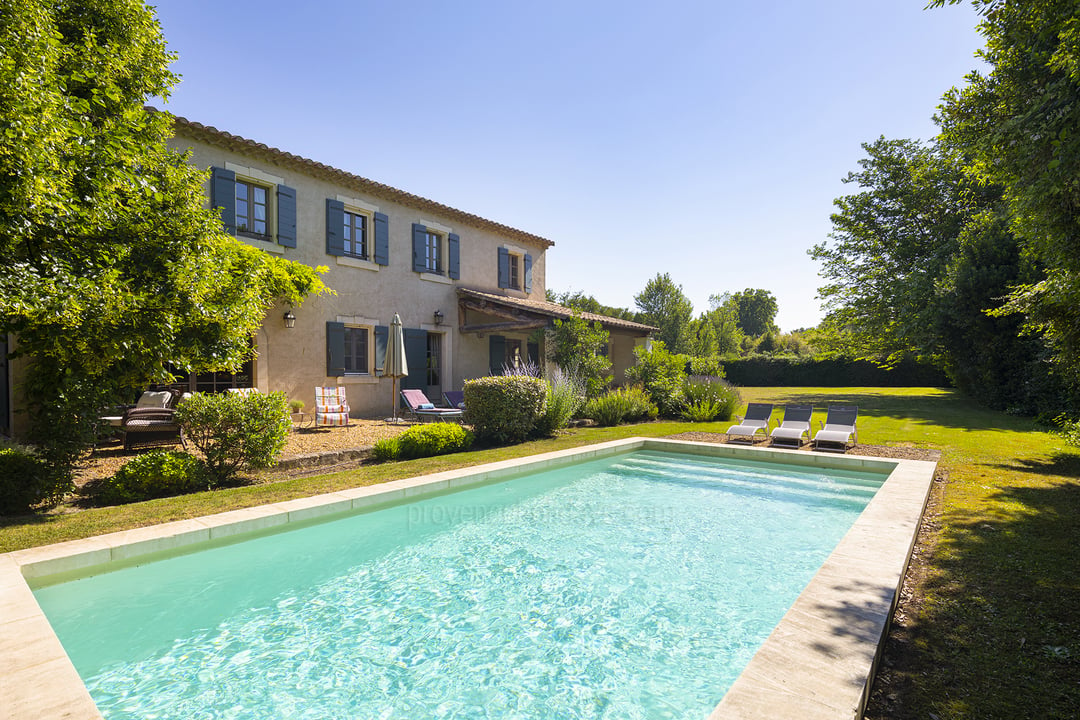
[457,287,656,334]
[164,111,554,249]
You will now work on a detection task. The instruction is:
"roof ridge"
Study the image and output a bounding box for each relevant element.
[156,108,554,249]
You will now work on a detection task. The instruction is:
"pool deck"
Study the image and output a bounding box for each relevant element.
[0,438,936,719]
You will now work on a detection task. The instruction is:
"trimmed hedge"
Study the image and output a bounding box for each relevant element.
[464,375,547,444]
[375,422,474,461]
[721,356,950,387]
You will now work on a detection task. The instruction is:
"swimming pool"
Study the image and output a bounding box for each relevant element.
[1,438,937,719]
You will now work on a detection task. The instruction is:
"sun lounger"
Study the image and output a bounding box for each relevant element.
[769,404,814,447]
[443,390,465,410]
[401,389,464,422]
[813,405,859,452]
[726,403,774,443]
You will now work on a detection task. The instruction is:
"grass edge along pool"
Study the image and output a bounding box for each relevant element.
[0,438,936,720]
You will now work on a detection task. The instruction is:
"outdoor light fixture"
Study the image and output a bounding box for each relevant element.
[433,309,444,326]
[283,310,296,329]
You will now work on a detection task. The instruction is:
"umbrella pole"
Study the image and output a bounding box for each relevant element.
[392,376,398,423]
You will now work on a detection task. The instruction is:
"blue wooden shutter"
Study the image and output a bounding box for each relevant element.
[374,325,388,374]
[523,253,533,292]
[528,341,540,367]
[497,247,510,288]
[374,212,389,265]
[402,329,428,390]
[412,224,427,272]
[448,233,460,279]
[277,185,297,248]
[326,321,345,376]
[210,167,236,235]
[326,199,345,256]
[489,335,506,375]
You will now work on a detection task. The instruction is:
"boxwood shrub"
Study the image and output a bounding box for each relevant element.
[373,422,474,461]
[94,450,209,505]
[464,375,547,444]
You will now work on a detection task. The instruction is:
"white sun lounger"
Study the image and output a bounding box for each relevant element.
[769,404,814,447]
[813,405,859,452]
[726,403,774,443]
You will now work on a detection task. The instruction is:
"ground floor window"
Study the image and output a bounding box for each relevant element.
[344,326,370,374]
[156,356,254,395]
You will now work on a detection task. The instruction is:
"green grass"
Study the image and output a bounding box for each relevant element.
[740,388,1080,719]
[3,387,1078,718]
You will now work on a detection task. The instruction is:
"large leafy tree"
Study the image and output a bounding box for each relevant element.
[810,137,972,364]
[0,0,325,479]
[934,0,1080,383]
[811,135,1061,412]
[724,288,778,338]
[633,272,693,353]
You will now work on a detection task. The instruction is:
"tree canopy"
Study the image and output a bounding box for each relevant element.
[633,273,693,353]
[0,0,326,474]
[934,0,1080,384]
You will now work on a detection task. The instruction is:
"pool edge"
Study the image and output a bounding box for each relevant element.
[0,438,935,719]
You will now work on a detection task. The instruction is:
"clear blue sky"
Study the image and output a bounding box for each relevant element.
[152,0,985,331]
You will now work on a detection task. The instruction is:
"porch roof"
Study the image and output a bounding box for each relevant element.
[456,287,657,336]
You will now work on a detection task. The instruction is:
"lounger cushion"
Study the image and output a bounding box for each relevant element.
[815,429,854,445]
[135,390,172,409]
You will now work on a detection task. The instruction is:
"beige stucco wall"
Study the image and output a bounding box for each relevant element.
[168,132,551,416]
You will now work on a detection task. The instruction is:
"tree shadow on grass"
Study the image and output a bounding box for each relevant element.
[866,480,1080,719]
[752,388,1040,433]
[986,451,1080,478]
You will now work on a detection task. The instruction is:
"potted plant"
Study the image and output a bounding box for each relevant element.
[288,399,306,428]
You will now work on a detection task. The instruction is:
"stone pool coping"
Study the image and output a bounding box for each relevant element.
[0,438,936,719]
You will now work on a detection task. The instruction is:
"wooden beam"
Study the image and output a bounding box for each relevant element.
[457,298,543,323]
[459,319,548,335]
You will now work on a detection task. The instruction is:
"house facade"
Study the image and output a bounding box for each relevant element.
[162,117,654,418]
[0,116,654,435]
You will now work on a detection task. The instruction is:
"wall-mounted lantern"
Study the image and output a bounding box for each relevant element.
[433,309,444,326]
[283,310,297,329]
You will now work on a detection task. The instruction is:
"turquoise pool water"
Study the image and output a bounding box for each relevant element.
[34,450,888,719]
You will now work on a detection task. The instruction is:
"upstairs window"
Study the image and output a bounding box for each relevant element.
[344,210,368,260]
[498,246,532,292]
[236,180,270,240]
[412,223,460,278]
[423,230,442,273]
[210,166,296,248]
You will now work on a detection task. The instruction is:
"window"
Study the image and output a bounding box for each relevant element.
[426,333,441,387]
[343,326,370,375]
[508,253,521,290]
[210,166,296,248]
[412,223,460,278]
[344,210,367,260]
[236,180,270,239]
[498,246,532,292]
[423,230,442,273]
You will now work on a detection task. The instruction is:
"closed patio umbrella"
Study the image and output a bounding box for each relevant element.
[385,313,409,422]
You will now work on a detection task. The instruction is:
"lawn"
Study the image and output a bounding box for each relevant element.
[2,387,1077,718]
[740,388,1080,720]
